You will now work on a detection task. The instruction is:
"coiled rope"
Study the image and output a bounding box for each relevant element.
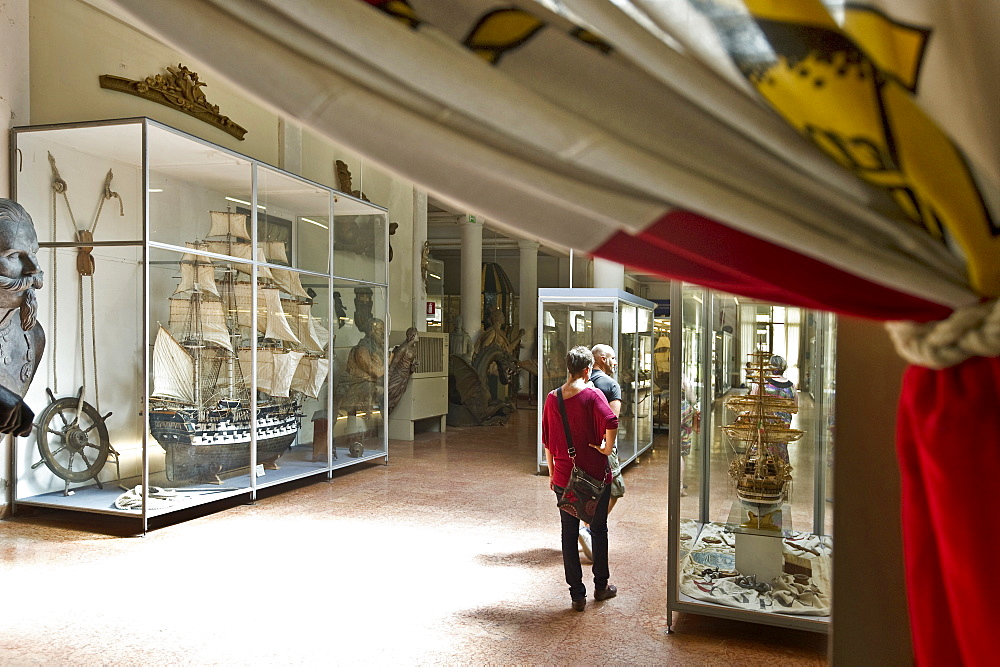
[886,299,1000,370]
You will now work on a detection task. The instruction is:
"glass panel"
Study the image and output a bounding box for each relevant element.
[537,299,615,468]
[636,306,653,454]
[617,303,637,464]
[330,282,387,464]
[148,124,253,250]
[679,286,705,518]
[675,285,835,624]
[257,165,331,274]
[16,244,144,514]
[14,122,144,243]
[147,247,254,507]
[246,269,331,488]
[333,196,387,284]
[540,301,613,393]
[653,314,671,432]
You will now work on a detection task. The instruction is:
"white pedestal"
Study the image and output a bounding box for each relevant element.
[735,531,784,583]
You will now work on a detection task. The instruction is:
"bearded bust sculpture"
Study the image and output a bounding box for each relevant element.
[0,200,45,436]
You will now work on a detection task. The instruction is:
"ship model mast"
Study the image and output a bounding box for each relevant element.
[725,351,802,529]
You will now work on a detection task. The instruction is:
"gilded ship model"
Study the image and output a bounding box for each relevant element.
[725,351,801,526]
[149,210,329,483]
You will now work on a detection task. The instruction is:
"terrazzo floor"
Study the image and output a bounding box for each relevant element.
[1,406,827,665]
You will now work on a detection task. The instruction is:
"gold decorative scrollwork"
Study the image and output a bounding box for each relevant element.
[99,64,247,140]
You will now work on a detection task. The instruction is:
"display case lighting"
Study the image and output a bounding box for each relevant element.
[225,196,265,210]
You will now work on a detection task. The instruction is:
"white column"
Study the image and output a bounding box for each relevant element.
[518,240,539,354]
[411,189,428,331]
[277,118,302,175]
[593,257,625,290]
[460,215,484,345]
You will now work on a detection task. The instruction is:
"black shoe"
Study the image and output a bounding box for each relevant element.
[572,598,586,612]
[594,584,617,601]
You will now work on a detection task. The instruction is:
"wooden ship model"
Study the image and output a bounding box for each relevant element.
[149,210,329,483]
[725,351,802,527]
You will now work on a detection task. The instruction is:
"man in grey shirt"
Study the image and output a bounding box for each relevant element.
[577,344,625,560]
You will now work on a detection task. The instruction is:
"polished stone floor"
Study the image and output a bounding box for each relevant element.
[0,406,827,665]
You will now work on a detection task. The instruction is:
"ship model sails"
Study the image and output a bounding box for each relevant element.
[725,351,802,527]
[150,211,329,482]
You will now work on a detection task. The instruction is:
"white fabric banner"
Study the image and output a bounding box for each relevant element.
[108,0,997,309]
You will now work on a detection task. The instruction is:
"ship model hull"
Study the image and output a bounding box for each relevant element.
[729,448,789,514]
[150,403,301,483]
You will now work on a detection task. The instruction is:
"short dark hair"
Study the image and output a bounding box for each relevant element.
[566,345,593,375]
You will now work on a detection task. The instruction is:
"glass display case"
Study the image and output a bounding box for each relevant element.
[9,118,388,528]
[667,282,835,633]
[536,289,654,472]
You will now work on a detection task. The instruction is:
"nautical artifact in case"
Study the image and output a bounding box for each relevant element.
[149,211,329,483]
[725,351,802,527]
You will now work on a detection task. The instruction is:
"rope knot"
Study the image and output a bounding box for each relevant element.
[886,299,1000,369]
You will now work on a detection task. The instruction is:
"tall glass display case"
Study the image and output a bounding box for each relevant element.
[667,282,835,633]
[9,118,388,529]
[536,289,654,473]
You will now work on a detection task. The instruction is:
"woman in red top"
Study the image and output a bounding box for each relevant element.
[542,345,619,611]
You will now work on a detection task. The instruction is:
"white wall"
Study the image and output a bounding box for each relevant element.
[0,0,30,511]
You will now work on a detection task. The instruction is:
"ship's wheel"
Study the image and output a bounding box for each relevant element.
[32,387,115,495]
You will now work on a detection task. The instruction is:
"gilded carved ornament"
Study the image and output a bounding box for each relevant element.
[99,64,247,140]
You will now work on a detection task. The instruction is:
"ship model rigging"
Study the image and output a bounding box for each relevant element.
[725,351,802,529]
[150,210,329,483]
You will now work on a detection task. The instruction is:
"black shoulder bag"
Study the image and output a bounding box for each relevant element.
[555,387,607,524]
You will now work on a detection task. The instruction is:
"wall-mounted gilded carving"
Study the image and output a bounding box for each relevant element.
[99,64,247,140]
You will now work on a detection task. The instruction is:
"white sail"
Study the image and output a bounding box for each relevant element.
[314,318,330,350]
[270,268,310,298]
[271,350,305,398]
[203,240,274,281]
[151,325,195,403]
[232,284,296,345]
[209,210,250,241]
[263,240,288,264]
[291,303,325,351]
[168,299,234,352]
[233,282,260,333]
[264,289,301,345]
[238,348,274,395]
[291,356,329,399]
[173,253,220,298]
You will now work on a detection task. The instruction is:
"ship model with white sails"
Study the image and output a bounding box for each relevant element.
[725,351,801,525]
[150,210,329,483]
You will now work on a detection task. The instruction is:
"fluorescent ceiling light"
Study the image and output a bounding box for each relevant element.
[225,196,266,210]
